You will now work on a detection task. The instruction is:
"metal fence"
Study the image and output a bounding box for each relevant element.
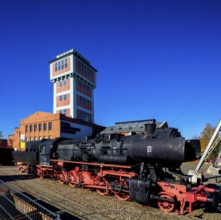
[0,180,61,220]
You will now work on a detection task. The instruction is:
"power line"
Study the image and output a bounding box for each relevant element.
[171,81,213,126]
[152,57,221,124]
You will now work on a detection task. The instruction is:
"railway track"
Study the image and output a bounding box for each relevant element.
[0,165,221,220]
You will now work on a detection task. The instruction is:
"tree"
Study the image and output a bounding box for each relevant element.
[199,123,219,161]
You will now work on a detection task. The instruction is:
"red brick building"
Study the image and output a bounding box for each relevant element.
[8,112,104,150]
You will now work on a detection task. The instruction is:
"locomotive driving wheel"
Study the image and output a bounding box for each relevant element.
[68,170,78,187]
[37,168,44,178]
[96,177,110,196]
[113,180,130,201]
[58,172,66,184]
[96,188,110,196]
[157,194,175,213]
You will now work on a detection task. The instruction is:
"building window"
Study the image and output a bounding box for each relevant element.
[54,58,68,72]
[63,79,67,86]
[43,123,47,131]
[39,136,42,140]
[59,109,67,116]
[64,94,67,101]
[25,126,28,133]
[64,58,68,68]
[34,124,37,132]
[61,59,64,69]
[30,125,33,132]
[77,109,91,122]
[48,122,52,130]
[77,95,92,108]
[59,79,67,87]
[39,124,42,131]
[58,94,68,101]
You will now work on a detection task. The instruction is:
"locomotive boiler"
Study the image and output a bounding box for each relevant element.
[55,123,197,167]
[13,119,220,214]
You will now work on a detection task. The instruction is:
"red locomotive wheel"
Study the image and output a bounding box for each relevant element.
[113,180,130,201]
[96,188,110,196]
[18,166,24,173]
[68,171,78,187]
[157,194,175,213]
[96,177,110,196]
[114,191,130,201]
[58,173,66,184]
[38,169,44,178]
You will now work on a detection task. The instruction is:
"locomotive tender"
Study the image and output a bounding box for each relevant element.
[13,119,220,214]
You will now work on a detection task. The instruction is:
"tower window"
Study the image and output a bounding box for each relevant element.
[54,58,68,72]
[64,58,68,68]
[63,79,67,86]
[61,59,64,69]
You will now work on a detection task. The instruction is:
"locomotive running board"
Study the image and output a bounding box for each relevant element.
[50,159,133,169]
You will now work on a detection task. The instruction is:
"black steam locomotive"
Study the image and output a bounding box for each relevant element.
[14,121,199,166]
[13,120,219,214]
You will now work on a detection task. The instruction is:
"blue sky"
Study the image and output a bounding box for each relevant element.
[0,0,221,139]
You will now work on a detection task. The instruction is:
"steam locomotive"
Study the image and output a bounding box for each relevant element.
[13,119,220,214]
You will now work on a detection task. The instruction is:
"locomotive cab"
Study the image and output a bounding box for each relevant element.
[39,139,62,166]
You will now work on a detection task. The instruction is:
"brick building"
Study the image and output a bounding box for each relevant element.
[8,128,20,149]
[49,49,97,123]
[8,112,104,150]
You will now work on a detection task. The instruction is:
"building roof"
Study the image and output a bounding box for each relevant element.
[100,120,168,135]
[48,49,97,72]
[20,111,57,124]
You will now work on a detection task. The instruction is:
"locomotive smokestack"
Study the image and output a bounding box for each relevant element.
[144,123,156,136]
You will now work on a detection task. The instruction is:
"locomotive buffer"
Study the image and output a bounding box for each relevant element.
[188,119,221,183]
